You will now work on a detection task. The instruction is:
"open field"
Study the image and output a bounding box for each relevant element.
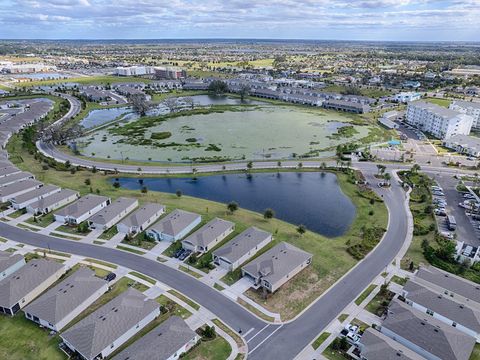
[15,75,152,88]
[425,97,451,108]
[183,337,232,360]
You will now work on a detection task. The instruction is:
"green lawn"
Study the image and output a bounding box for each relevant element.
[312,332,331,350]
[116,245,146,255]
[365,286,395,317]
[391,275,408,286]
[425,97,451,108]
[129,271,156,285]
[155,295,192,319]
[237,298,275,322]
[98,226,118,240]
[338,314,349,323]
[323,345,350,360]
[355,284,377,305]
[470,343,480,360]
[17,75,151,88]
[168,289,200,311]
[25,213,55,227]
[183,337,232,360]
[0,314,66,360]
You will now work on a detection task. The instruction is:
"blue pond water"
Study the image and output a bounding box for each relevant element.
[115,172,356,237]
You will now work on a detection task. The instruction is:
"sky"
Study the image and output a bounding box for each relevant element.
[1,0,480,41]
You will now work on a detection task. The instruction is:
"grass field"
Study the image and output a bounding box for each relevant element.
[425,97,451,108]
[312,332,331,350]
[183,337,232,360]
[355,284,377,305]
[16,75,152,88]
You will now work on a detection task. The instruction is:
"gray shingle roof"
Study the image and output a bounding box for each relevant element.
[0,250,24,274]
[0,171,34,187]
[416,266,480,302]
[55,194,109,219]
[112,316,197,360]
[403,280,480,333]
[242,242,312,286]
[360,328,427,360]
[0,259,64,308]
[182,218,234,248]
[0,179,42,197]
[0,166,20,177]
[383,300,476,360]
[452,100,480,110]
[213,227,272,264]
[119,203,165,228]
[88,197,137,226]
[11,184,59,204]
[148,209,201,237]
[23,267,108,328]
[28,189,79,211]
[61,288,159,360]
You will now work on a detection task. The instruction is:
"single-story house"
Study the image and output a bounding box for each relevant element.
[380,300,476,360]
[0,179,42,203]
[402,280,480,341]
[61,288,160,360]
[54,194,111,225]
[87,197,138,231]
[0,171,34,188]
[116,203,165,236]
[146,209,201,242]
[212,227,273,271]
[241,242,312,293]
[0,259,65,316]
[0,251,25,281]
[24,267,109,332]
[26,189,79,216]
[0,165,21,178]
[10,184,60,210]
[182,218,235,253]
[414,266,480,307]
[358,328,426,360]
[112,316,199,360]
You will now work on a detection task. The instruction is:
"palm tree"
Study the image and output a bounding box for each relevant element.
[384,173,391,185]
[296,224,306,236]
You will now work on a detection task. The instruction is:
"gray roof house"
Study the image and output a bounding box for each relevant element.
[0,165,21,178]
[402,280,480,341]
[212,227,273,271]
[0,250,25,281]
[116,203,165,236]
[241,242,312,293]
[23,267,109,332]
[0,259,65,315]
[10,184,60,210]
[381,300,476,360]
[0,171,34,188]
[359,328,427,360]
[146,209,202,242]
[87,197,138,230]
[415,266,480,306]
[112,316,199,360]
[182,218,235,253]
[26,189,79,215]
[0,179,42,203]
[61,288,160,360]
[54,194,111,225]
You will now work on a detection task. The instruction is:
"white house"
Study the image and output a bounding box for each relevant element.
[0,180,42,203]
[26,189,79,215]
[0,251,25,281]
[10,185,60,210]
[116,203,165,236]
[87,197,138,231]
[146,209,201,242]
[54,194,110,225]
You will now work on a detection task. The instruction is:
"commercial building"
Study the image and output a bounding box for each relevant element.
[0,179,42,203]
[116,203,165,236]
[212,227,272,271]
[146,209,201,242]
[54,194,110,225]
[26,189,79,215]
[443,134,480,157]
[61,288,160,360]
[182,218,235,253]
[115,66,154,77]
[323,99,370,114]
[112,316,199,360]
[381,300,475,360]
[24,267,109,332]
[154,66,186,80]
[10,184,60,210]
[87,197,138,231]
[0,251,25,281]
[0,259,65,315]
[406,101,474,140]
[450,100,480,129]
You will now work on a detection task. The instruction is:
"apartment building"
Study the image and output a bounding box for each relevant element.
[450,100,480,130]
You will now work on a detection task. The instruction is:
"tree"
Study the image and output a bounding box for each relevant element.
[202,325,216,339]
[376,164,386,176]
[227,201,239,214]
[239,84,251,101]
[246,161,253,170]
[130,93,150,116]
[384,172,391,185]
[264,208,275,220]
[208,80,229,95]
[411,163,421,174]
[113,180,120,188]
[84,178,91,186]
[164,97,179,113]
[297,224,306,235]
[176,189,182,198]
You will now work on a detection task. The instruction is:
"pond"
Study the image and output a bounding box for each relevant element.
[115,171,356,237]
[80,107,134,129]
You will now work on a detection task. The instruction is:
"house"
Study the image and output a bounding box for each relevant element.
[358,328,427,360]
[414,266,480,307]
[402,280,480,341]
[0,250,25,280]
[0,165,21,178]
[26,189,79,215]
[241,242,312,293]
[0,259,65,316]
[61,288,160,360]
[182,218,235,253]
[212,227,273,271]
[87,197,138,231]
[0,171,34,188]
[0,179,42,203]
[380,300,476,360]
[146,209,201,242]
[54,194,111,225]
[443,134,480,157]
[10,184,60,210]
[116,203,165,236]
[24,267,109,332]
[112,316,199,360]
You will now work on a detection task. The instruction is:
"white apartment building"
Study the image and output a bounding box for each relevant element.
[450,100,480,130]
[406,101,474,140]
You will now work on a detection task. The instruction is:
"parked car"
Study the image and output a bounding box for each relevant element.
[467,157,475,161]
[464,194,476,199]
[104,272,117,282]
[439,231,454,239]
[179,250,192,261]
[174,248,185,258]
[434,209,447,216]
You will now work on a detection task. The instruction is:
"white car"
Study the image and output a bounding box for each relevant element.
[439,231,454,239]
